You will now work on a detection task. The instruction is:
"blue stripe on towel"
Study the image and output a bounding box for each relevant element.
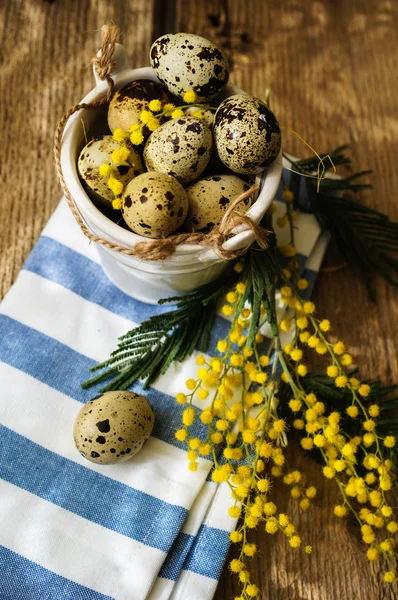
[158,532,193,581]
[0,425,186,551]
[184,524,230,580]
[0,315,209,449]
[0,545,114,600]
[23,236,170,323]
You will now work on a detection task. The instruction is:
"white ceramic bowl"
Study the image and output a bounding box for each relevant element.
[60,44,282,304]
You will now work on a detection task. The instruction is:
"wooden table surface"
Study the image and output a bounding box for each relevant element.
[1,1,397,598]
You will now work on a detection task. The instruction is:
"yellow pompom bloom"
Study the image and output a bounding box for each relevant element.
[257,478,271,493]
[130,130,144,145]
[334,459,346,472]
[384,572,396,583]
[301,437,314,451]
[175,429,187,441]
[147,116,160,131]
[341,353,353,366]
[265,518,279,534]
[236,282,246,295]
[349,377,360,389]
[346,405,358,418]
[246,584,260,597]
[216,419,229,431]
[140,110,153,124]
[334,505,347,518]
[183,90,197,103]
[297,278,309,290]
[280,319,291,332]
[384,436,396,448]
[255,333,264,344]
[112,197,123,210]
[289,399,302,412]
[197,388,209,400]
[188,461,198,472]
[290,486,301,499]
[148,99,162,112]
[341,443,355,457]
[221,304,234,316]
[129,123,141,132]
[300,331,311,343]
[216,340,227,353]
[176,393,187,404]
[365,547,379,562]
[305,486,317,499]
[333,341,345,355]
[293,419,305,430]
[99,163,112,177]
[358,383,371,397]
[288,535,302,548]
[107,177,124,195]
[243,543,257,557]
[276,215,288,228]
[230,559,244,573]
[335,375,348,388]
[228,505,241,519]
[319,319,331,332]
[242,430,256,444]
[186,378,196,390]
[387,521,398,533]
[171,108,184,119]
[230,530,243,543]
[278,513,289,528]
[323,466,335,479]
[363,419,376,432]
[210,431,223,444]
[273,419,286,433]
[182,407,195,426]
[187,449,197,461]
[199,443,211,456]
[296,316,308,330]
[200,409,213,424]
[367,404,379,418]
[284,343,294,355]
[279,244,296,257]
[307,335,319,348]
[314,434,326,447]
[259,355,270,367]
[282,189,294,202]
[113,128,128,142]
[325,365,338,379]
[196,354,206,366]
[290,348,303,362]
[303,301,315,314]
[163,103,176,115]
[315,342,327,355]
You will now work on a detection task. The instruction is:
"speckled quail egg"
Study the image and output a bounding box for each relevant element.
[108,79,171,137]
[214,94,281,174]
[150,33,229,102]
[122,171,188,238]
[185,174,252,233]
[78,136,143,208]
[73,391,154,465]
[143,117,212,185]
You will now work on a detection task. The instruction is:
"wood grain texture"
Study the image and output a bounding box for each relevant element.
[0,1,397,599]
[174,1,398,599]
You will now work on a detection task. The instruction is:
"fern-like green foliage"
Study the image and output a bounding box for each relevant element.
[287,147,398,300]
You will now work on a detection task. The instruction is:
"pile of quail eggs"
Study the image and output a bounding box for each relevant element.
[78,33,281,240]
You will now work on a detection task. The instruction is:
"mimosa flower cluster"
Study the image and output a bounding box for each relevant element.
[174,188,397,599]
[97,90,214,209]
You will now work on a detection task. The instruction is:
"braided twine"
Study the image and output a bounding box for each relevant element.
[53,25,268,262]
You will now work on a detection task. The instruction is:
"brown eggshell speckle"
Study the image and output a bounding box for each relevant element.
[214,94,281,175]
[78,136,143,208]
[73,391,154,464]
[150,33,229,102]
[122,171,188,238]
[143,117,212,185]
[108,79,171,137]
[185,174,252,233]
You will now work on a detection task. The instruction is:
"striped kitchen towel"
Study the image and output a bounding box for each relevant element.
[0,170,328,600]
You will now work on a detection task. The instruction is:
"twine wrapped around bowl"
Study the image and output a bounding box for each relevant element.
[53,25,282,303]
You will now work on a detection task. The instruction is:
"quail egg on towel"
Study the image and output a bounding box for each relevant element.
[150,33,229,102]
[108,79,171,136]
[185,174,252,233]
[214,94,281,174]
[78,136,143,207]
[122,171,188,238]
[143,117,212,185]
[73,391,154,464]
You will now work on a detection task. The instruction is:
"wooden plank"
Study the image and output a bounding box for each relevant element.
[0,0,155,299]
[174,1,398,599]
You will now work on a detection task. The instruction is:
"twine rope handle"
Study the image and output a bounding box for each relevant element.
[53,25,269,262]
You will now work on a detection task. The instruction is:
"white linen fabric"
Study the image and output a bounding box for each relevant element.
[0,174,327,600]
